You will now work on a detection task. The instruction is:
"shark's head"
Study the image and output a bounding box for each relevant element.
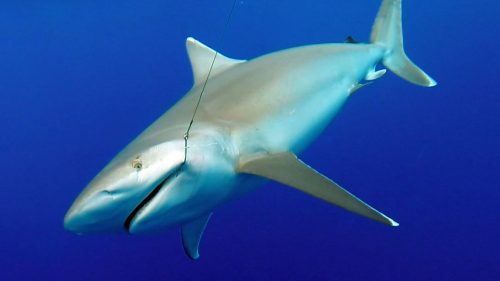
[63,138,186,234]
[64,128,237,234]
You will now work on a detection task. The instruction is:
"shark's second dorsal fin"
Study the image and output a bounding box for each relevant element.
[181,212,213,260]
[186,37,245,86]
[238,152,398,226]
[345,35,359,44]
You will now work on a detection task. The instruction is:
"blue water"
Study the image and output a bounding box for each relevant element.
[1,0,498,280]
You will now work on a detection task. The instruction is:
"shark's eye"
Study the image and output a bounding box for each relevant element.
[132,157,143,170]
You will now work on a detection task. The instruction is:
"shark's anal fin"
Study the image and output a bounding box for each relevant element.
[181,212,213,260]
[238,152,398,226]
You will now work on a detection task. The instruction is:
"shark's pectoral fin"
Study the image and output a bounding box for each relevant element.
[181,212,213,260]
[186,37,246,85]
[238,152,398,226]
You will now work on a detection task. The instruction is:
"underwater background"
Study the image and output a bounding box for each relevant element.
[1,0,498,280]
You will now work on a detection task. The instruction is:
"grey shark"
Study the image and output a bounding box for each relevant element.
[64,0,436,259]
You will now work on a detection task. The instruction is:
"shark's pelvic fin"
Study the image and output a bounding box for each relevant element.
[186,37,245,86]
[370,0,436,87]
[349,82,371,95]
[181,212,213,260]
[238,152,398,226]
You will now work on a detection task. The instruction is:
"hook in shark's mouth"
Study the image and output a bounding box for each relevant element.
[124,167,182,232]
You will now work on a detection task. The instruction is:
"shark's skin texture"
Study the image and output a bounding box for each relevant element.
[64,0,436,259]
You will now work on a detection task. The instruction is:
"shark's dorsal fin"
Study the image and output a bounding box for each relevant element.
[186,37,245,85]
[181,212,212,260]
[345,35,359,44]
[238,152,398,226]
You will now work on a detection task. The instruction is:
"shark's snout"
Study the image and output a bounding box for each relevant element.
[63,207,81,233]
[63,204,88,233]
[64,190,122,233]
[64,148,186,234]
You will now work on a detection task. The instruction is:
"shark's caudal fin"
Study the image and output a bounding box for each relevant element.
[371,0,436,87]
[238,152,398,226]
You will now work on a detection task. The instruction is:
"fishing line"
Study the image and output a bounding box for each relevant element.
[182,0,239,164]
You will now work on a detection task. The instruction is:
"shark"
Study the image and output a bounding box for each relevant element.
[64,0,436,259]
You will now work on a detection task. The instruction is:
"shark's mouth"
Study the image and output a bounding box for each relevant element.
[124,166,182,232]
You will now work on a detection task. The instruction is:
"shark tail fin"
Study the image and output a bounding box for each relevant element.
[370,0,436,87]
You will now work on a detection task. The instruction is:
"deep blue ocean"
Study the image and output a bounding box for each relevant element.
[1,0,498,280]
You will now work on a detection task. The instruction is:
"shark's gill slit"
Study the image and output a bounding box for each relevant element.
[124,167,181,231]
[182,0,238,165]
